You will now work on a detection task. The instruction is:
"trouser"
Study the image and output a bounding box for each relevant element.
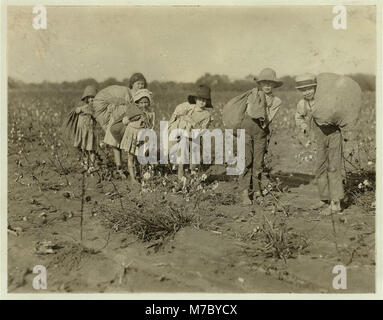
[238,117,269,195]
[314,123,344,201]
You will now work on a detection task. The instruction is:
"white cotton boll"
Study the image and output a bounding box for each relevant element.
[143,172,151,180]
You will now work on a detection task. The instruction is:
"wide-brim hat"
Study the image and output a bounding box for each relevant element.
[295,73,317,89]
[81,85,97,100]
[255,68,283,88]
[188,84,213,108]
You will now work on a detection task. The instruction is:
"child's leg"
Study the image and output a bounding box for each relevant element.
[327,130,344,212]
[113,147,122,169]
[177,164,184,180]
[252,133,267,199]
[89,151,96,167]
[314,126,330,202]
[113,147,126,178]
[127,154,139,183]
[238,134,253,204]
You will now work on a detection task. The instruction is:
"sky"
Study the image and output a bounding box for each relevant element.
[7,5,377,83]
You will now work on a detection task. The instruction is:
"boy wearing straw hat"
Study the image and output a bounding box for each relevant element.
[295,74,343,215]
[239,68,283,206]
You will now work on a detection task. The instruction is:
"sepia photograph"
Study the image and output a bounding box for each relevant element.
[3,1,380,296]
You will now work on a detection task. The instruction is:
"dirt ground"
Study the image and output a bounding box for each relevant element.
[7,127,375,294]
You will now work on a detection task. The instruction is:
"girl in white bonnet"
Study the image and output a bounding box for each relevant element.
[120,89,155,185]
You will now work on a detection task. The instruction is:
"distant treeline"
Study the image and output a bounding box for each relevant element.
[8,73,376,92]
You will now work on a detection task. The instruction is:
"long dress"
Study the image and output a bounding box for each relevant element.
[73,103,96,151]
[120,111,155,155]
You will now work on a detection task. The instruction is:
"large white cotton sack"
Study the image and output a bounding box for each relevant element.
[313,73,362,128]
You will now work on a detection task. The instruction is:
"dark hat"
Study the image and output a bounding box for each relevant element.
[129,73,147,89]
[187,84,213,108]
[256,68,283,88]
[81,85,97,101]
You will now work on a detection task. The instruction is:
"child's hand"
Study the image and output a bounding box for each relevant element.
[122,116,130,125]
[75,106,82,114]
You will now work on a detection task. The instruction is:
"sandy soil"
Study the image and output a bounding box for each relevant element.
[8,130,375,294]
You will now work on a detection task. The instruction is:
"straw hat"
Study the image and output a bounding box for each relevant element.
[133,89,153,105]
[256,68,283,88]
[187,84,213,108]
[295,73,317,89]
[81,85,97,101]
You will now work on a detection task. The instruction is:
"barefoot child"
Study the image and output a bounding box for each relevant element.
[295,74,343,215]
[239,68,283,205]
[73,85,98,172]
[168,84,212,180]
[120,89,155,184]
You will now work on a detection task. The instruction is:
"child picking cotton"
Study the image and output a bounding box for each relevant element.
[239,68,283,206]
[120,89,155,185]
[168,84,212,180]
[72,85,98,173]
[94,73,147,178]
[295,73,344,215]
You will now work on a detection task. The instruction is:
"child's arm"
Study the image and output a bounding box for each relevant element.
[75,104,92,114]
[169,103,190,124]
[192,115,211,139]
[199,115,211,130]
[295,100,308,133]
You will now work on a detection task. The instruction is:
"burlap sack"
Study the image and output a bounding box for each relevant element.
[222,88,265,129]
[93,85,132,130]
[313,73,362,128]
[61,108,79,141]
[110,108,143,143]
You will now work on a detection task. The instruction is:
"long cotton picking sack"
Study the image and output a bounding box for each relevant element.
[110,106,143,142]
[61,108,79,142]
[313,73,362,128]
[222,88,265,129]
[93,85,132,130]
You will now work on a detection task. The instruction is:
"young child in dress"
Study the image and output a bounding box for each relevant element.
[239,68,283,205]
[120,89,155,185]
[295,74,343,215]
[168,84,212,180]
[73,85,98,173]
[100,73,147,178]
